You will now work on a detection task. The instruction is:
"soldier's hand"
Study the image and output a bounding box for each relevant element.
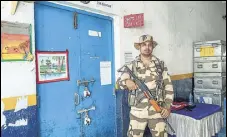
[161,108,170,118]
[125,79,138,91]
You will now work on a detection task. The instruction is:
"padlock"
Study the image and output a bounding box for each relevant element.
[84,87,91,97]
[84,117,91,125]
[84,112,91,125]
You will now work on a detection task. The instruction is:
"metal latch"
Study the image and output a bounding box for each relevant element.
[77,78,95,86]
[77,106,96,126]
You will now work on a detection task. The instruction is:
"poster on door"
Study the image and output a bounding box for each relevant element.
[35,50,70,84]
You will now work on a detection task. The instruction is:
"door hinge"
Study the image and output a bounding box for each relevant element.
[74,12,78,29]
[37,95,40,108]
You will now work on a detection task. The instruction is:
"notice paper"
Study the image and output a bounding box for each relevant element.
[124,52,133,64]
[100,61,112,85]
[88,30,101,37]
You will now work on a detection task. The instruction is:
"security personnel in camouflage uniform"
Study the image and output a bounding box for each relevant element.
[116,35,174,137]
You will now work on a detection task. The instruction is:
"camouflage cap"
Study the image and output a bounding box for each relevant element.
[134,35,158,50]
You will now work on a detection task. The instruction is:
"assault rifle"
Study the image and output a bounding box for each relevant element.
[118,65,176,135]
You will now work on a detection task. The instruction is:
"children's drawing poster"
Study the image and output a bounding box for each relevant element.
[1,21,33,62]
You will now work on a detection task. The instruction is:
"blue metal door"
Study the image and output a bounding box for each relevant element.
[35,2,115,137]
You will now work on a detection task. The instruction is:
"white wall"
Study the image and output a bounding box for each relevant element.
[1,1,226,98]
[1,1,36,98]
[118,1,226,75]
[61,1,226,75]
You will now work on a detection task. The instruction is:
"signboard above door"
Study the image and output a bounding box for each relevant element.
[96,1,112,8]
[79,1,112,8]
[80,1,90,4]
[124,13,144,28]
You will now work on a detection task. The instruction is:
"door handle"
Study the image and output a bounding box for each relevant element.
[197,64,203,68]
[197,80,203,84]
[212,64,218,68]
[212,80,218,85]
[196,48,201,52]
[74,93,80,106]
[213,93,219,96]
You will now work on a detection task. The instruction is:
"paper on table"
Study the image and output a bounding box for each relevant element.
[100,61,112,85]
[203,97,212,104]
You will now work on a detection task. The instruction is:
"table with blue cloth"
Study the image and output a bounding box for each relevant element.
[167,103,224,137]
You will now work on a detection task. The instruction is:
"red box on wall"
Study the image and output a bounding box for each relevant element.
[124,13,144,28]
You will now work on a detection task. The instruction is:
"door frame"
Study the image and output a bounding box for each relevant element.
[35,1,115,89]
[34,1,117,136]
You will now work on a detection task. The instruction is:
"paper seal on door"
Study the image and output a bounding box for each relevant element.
[88,30,101,37]
[100,61,112,85]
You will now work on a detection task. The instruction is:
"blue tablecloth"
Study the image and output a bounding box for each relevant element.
[171,103,222,120]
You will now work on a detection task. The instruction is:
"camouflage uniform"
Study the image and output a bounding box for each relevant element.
[116,55,174,137]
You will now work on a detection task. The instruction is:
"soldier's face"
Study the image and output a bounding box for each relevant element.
[140,41,153,56]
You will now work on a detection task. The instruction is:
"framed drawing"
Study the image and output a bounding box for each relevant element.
[1,21,33,62]
[35,50,70,84]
